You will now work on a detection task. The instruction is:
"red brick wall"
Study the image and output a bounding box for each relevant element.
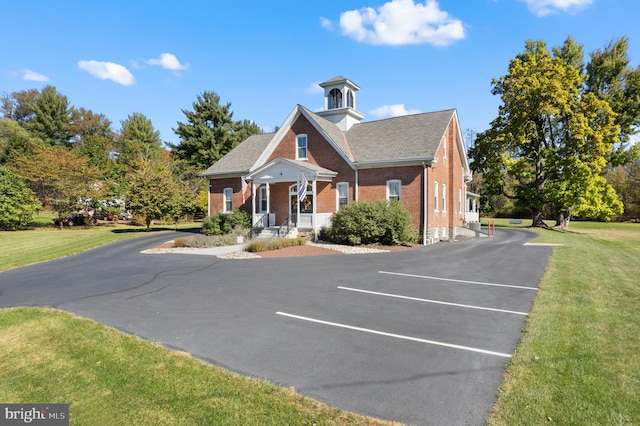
[209,178,250,214]
[426,118,466,236]
[358,165,423,230]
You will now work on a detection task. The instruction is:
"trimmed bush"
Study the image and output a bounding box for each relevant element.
[245,237,306,253]
[327,200,416,246]
[202,210,250,236]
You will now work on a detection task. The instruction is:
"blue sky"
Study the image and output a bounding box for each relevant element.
[2,0,639,147]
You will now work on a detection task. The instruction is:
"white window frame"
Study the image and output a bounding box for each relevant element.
[296,134,308,160]
[442,136,447,160]
[223,187,233,213]
[442,183,447,213]
[386,179,401,202]
[258,186,268,213]
[434,181,439,212]
[336,182,349,210]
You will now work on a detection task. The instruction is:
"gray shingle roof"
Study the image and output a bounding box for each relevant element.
[201,133,273,176]
[201,107,456,176]
[346,109,454,163]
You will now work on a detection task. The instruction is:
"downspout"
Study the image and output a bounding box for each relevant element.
[207,179,212,217]
[422,162,428,245]
[355,168,359,201]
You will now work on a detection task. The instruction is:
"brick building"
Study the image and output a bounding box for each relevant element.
[202,76,478,244]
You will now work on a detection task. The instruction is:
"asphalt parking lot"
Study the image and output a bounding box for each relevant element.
[0,229,552,425]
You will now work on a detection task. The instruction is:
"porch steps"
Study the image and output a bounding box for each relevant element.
[256,226,299,240]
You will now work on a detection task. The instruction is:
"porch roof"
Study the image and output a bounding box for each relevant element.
[246,157,337,184]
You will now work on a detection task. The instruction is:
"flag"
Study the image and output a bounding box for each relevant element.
[298,173,308,202]
[241,177,248,204]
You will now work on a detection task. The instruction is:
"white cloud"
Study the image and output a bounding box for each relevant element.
[304,81,324,95]
[521,0,593,16]
[369,104,421,119]
[23,69,49,82]
[339,0,465,46]
[147,53,188,71]
[320,17,333,30]
[77,60,135,86]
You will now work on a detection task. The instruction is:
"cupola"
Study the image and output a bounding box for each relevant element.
[316,76,365,131]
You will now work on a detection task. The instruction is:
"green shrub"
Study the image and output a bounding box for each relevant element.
[327,200,416,246]
[202,210,250,236]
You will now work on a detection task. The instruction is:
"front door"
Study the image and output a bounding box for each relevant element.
[289,183,313,226]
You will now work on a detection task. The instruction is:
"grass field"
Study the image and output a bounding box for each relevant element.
[486,220,640,425]
[0,308,395,425]
[0,210,196,272]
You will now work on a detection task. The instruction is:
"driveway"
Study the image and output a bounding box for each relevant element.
[0,229,553,425]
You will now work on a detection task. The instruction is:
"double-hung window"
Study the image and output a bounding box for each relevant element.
[442,183,447,213]
[387,180,401,202]
[434,181,439,212]
[223,188,233,213]
[296,134,308,160]
[337,182,349,209]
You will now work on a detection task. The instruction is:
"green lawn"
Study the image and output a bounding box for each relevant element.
[0,211,196,272]
[0,308,395,425]
[487,221,640,425]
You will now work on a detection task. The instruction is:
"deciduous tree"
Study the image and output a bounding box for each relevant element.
[0,165,41,230]
[126,163,183,230]
[469,38,623,228]
[10,145,102,217]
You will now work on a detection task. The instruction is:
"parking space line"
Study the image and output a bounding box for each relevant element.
[276,312,512,358]
[337,286,528,316]
[379,271,538,291]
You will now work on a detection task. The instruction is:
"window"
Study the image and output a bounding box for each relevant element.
[458,188,462,213]
[328,88,342,109]
[434,181,439,211]
[337,182,349,209]
[346,90,354,108]
[442,183,447,213]
[259,186,268,212]
[387,180,401,202]
[442,136,447,159]
[223,188,233,213]
[296,134,307,159]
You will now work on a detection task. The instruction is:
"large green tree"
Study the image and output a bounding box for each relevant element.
[172,91,261,171]
[0,165,41,230]
[117,112,163,167]
[470,38,623,227]
[24,86,71,146]
[586,37,640,166]
[0,119,44,165]
[10,145,102,217]
[126,163,183,230]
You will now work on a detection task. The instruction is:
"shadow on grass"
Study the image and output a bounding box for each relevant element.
[110,226,202,234]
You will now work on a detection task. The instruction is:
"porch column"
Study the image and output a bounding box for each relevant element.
[251,181,256,228]
[312,178,317,242]
[266,183,271,226]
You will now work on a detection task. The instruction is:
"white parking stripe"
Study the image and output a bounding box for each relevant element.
[338,286,528,316]
[379,271,538,291]
[276,312,512,358]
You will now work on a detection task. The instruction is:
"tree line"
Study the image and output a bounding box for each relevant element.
[0,86,260,230]
[469,36,640,227]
